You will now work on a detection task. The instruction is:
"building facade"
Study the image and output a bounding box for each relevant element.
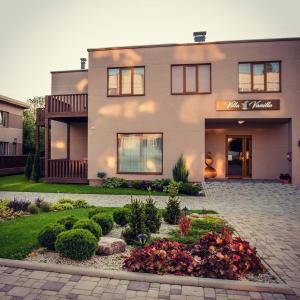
[43,38,300,186]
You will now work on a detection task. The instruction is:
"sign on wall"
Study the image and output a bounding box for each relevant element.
[216,100,280,111]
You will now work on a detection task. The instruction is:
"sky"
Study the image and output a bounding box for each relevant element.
[0,0,299,102]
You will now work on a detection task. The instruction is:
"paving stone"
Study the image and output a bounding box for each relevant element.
[70,275,82,282]
[182,286,204,296]
[4,267,18,274]
[41,281,65,291]
[0,284,14,292]
[8,286,31,297]
[29,271,49,280]
[66,293,78,299]
[75,280,97,290]
[128,281,150,291]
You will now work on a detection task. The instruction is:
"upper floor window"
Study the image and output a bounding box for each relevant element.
[0,111,8,127]
[171,64,211,94]
[239,61,281,93]
[0,142,9,155]
[12,142,17,155]
[108,66,145,96]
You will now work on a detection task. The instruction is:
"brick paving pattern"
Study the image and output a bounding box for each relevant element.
[0,182,300,299]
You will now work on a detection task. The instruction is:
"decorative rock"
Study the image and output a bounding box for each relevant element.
[97,237,126,256]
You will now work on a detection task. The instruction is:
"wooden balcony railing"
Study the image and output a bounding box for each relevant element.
[0,155,27,176]
[46,159,88,183]
[46,94,88,117]
[36,108,45,126]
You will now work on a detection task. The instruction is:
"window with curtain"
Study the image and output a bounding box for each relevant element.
[0,111,8,127]
[0,142,9,155]
[117,133,162,173]
[171,64,211,94]
[239,61,281,92]
[108,66,145,96]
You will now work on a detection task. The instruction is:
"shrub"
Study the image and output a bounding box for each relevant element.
[192,229,265,280]
[34,197,44,208]
[73,199,89,208]
[31,148,41,182]
[144,196,161,233]
[55,229,98,260]
[58,198,74,205]
[172,154,189,183]
[179,215,191,237]
[73,219,102,239]
[163,182,181,225]
[28,203,39,214]
[0,207,23,221]
[92,213,114,235]
[122,198,148,245]
[178,183,202,196]
[88,207,107,219]
[113,208,130,227]
[24,153,33,179]
[152,179,171,192]
[123,204,132,210]
[0,199,8,209]
[123,239,194,275]
[102,177,128,188]
[8,199,30,212]
[52,202,74,211]
[131,180,141,190]
[58,215,79,230]
[40,201,52,212]
[38,224,65,250]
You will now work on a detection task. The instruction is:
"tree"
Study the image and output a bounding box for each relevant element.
[31,148,41,182]
[24,153,33,179]
[172,154,189,183]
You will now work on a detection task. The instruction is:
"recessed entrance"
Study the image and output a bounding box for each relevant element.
[226,135,252,178]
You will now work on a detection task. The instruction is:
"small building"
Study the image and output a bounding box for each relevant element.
[39,37,300,186]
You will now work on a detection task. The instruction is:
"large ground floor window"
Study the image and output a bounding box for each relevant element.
[117,133,163,174]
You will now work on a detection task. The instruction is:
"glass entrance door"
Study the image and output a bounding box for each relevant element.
[226,136,252,178]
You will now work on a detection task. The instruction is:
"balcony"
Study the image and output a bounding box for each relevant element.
[36,108,45,126]
[45,93,88,120]
[45,159,88,184]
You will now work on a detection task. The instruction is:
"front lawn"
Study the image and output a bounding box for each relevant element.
[0,175,167,195]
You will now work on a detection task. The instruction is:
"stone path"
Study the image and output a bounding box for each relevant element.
[0,182,300,299]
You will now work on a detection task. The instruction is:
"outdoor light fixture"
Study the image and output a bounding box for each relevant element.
[238,120,245,124]
[182,206,189,215]
[137,233,148,248]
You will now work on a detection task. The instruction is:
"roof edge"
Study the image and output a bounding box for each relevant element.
[0,95,30,109]
[51,69,88,74]
[87,37,300,52]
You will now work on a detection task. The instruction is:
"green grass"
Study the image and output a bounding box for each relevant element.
[0,175,167,195]
[0,207,117,259]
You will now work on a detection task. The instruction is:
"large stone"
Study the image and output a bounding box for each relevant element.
[97,237,126,255]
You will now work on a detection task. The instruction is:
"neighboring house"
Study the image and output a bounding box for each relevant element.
[39,37,300,186]
[0,95,29,175]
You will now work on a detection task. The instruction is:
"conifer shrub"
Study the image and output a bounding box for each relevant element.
[57,215,79,230]
[24,153,33,179]
[172,154,189,183]
[73,219,102,239]
[163,181,181,225]
[38,224,65,250]
[144,196,161,233]
[31,149,41,182]
[91,213,114,235]
[113,208,130,227]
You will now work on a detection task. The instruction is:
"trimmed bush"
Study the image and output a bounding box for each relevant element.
[55,229,98,260]
[92,213,114,235]
[73,219,102,239]
[163,182,181,225]
[73,199,89,208]
[172,154,189,183]
[52,202,74,211]
[178,183,202,196]
[144,196,161,233]
[40,201,52,212]
[31,148,41,182]
[102,177,128,188]
[88,207,107,219]
[24,153,33,179]
[113,208,130,227]
[57,215,79,230]
[28,203,39,214]
[38,224,65,250]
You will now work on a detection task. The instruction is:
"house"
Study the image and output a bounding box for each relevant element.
[39,37,300,186]
[0,95,29,175]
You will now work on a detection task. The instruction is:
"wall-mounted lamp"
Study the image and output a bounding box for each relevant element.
[237,120,245,125]
[286,152,292,162]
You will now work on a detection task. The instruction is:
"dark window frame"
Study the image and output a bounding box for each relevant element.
[107,66,145,97]
[238,61,281,93]
[116,132,163,175]
[0,111,9,127]
[0,141,9,155]
[171,63,212,95]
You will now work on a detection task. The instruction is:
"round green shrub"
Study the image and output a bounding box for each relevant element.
[52,202,74,211]
[122,227,139,245]
[88,207,107,219]
[123,204,132,210]
[91,213,114,235]
[55,229,98,260]
[38,224,65,250]
[28,203,39,214]
[73,199,89,208]
[57,215,79,230]
[113,208,130,227]
[73,219,102,239]
[40,201,52,212]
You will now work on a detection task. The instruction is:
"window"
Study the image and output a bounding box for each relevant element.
[0,142,9,155]
[239,61,281,92]
[171,64,211,94]
[12,143,17,155]
[117,133,163,174]
[0,111,8,127]
[108,67,145,96]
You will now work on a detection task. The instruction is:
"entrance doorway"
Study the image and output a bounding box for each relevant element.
[226,135,252,178]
